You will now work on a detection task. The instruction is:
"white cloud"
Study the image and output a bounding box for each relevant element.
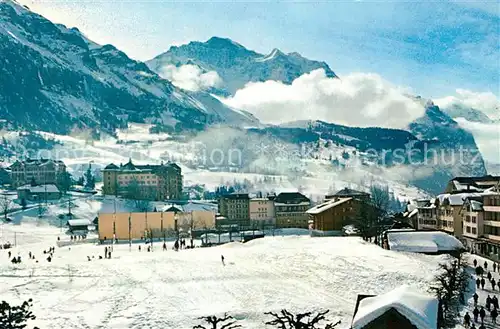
[158,64,222,92]
[454,118,500,165]
[221,69,425,129]
[435,89,500,120]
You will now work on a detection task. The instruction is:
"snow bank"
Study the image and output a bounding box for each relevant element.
[387,231,464,253]
[0,228,444,329]
[351,285,438,329]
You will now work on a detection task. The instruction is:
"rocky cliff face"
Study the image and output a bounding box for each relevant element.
[0,1,255,134]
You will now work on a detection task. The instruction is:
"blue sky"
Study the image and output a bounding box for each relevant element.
[18,0,499,98]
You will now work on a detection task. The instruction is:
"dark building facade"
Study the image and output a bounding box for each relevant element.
[218,193,250,225]
[274,192,311,228]
[102,160,183,201]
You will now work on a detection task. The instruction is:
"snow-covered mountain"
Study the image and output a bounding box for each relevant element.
[0,0,257,134]
[146,36,337,95]
[439,103,495,123]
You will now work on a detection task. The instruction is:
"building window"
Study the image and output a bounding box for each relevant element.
[472,227,477,235]
[466,226,471,233]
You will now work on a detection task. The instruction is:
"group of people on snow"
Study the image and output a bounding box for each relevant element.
[464,259,500,328]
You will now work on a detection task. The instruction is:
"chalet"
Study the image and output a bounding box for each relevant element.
[307,197,362,232]
[67,219,92,234]
[351,285,438,329]
[17,184,61,202]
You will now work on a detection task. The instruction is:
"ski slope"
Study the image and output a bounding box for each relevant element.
[0,223,447,329]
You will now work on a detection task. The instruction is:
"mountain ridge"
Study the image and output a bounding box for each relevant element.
[146,36,337,96]
[0,0,257,134]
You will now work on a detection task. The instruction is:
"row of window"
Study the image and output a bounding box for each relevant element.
[465,215,477,223]
[465,226,477,235]
[484,196,500,206]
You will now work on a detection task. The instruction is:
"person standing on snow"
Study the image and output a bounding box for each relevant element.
[479,307,486,323]
[221,255,225,266]
[474,259,478,268]
[473,293,479,305]
[481,278,486,289]
[484,261,488,270]
[476,278,481,289]
[464,312,471,327]
[491,308,498,324]
[492,278,497,291]
[473,307,480,322]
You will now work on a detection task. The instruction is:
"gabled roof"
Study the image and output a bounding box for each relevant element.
[163,204,184,213]
[352,285,438,329]
[121,160,137,170]
[67,219,91,227]
[306,197,352,215]
[274,192,309,204]
[104,163,119,170]
[329,187,370,197]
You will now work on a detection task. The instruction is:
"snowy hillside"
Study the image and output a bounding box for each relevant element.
[0,0,256,134]
[146,36,337,95]
[3,124,428,201]
[0,223,446,329]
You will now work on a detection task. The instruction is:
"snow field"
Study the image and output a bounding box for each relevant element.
[0,223,447,329]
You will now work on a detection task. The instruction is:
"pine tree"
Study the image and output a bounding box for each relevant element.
[84,164,95,190]
[0,299,39,329]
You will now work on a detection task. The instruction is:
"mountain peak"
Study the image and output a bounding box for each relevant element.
[205,36,245,49]
[255,48,285,62]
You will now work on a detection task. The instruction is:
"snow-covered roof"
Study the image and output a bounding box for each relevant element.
[387,231,463,253]
[306,197,352,215]
[352,285,438,329]
[67,219,91,227]
[17,184,60,193]
[406,208,418,218]
[437,192,485,206]
[470,200,483,212]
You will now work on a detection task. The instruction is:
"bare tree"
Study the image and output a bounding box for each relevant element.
[428,252,469,328]
[193,313,241,329]
[125,179,154,212]
[369,184,390,219]
[351,202,377,241]
[265,309,341,329]
[0,195,12,221]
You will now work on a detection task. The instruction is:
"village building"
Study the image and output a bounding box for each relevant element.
[458,191,500,260]
[98,209,215,241]
[307,197,361,232]
[101,160,183,201]
[17,184,61,202]
[274,192,310,229]
[384,230,464,255]
[217,193,250,226]
[415,199,438,230]
[444,175,500,194]
[0,166,11,186]
[351,285,439,329]
[9,159,66,188]
[249,197,275,225]
[67,219,92,235]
